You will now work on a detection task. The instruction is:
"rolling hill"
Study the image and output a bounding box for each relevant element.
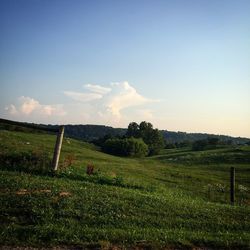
[0,128,250,249]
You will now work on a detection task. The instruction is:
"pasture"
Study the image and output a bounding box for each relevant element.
[0,129,249,249]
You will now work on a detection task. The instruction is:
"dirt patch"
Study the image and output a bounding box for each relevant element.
[15,189,53,195]
[59,191,71,197]
[14,189,72,196]
[16,189,29,195]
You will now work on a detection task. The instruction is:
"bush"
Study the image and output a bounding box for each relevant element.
[61,154,76,169]
[103,137,148,157]
[0,150,51,174]
[86,163,94,175]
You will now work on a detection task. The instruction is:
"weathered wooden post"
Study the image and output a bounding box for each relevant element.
[230,167,235,205]
[52,126,64,171]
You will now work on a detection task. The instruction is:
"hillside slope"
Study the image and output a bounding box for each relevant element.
[0,130,250,249]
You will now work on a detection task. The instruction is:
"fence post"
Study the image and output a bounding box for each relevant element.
[230,167,235,205]
[52,126,64,171]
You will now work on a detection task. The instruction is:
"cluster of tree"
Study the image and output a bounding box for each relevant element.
[103,137,148,157]
[95,121,165,157]
[126,121,165,155]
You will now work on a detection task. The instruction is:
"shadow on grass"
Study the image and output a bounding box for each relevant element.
[0,150,52,176]
[57,170,155,192]
[0,156,155,191]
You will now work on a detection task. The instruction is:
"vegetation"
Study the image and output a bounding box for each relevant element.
[0,149,51,174]
[94,121,164,157]
[162,130,250,145]
[0,129,250,249]
[103,137,148,157]
[126,121,165,155]
[192,137,220,151]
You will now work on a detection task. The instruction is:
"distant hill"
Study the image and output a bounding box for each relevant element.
[62,125,250,145]
[63,124,126,141]
[162,130,250,145]
[0,119,249,145]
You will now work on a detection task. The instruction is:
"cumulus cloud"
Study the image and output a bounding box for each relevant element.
[3,82,158,126]
[5,96,66,117]
[19,96,40,115]
[64,81,155,120]
[105,81,151,117]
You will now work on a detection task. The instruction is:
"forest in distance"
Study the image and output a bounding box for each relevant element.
[1,119,249,146]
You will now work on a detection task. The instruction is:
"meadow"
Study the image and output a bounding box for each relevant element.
[0,129,249,249]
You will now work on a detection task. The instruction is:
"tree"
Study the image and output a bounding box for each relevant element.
[127,122,140,138]
[145,128,165,155]
[126,121,165,155]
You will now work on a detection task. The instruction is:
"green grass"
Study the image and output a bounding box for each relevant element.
[0,130,250,249]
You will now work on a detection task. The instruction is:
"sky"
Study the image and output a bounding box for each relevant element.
[0,0,250,138]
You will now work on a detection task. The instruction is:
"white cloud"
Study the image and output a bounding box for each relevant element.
[84,84,111,95]
[5,96,66,117]
[64,81,155,120]
[4,82,157,127]
[63,84,111,103]
[105,81,151,117]
[5,104,17,115]
[19,96,40,115]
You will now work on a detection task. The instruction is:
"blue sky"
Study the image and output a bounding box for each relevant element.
[0,0,249,137]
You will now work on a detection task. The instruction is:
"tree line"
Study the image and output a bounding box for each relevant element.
[95,121,165,157]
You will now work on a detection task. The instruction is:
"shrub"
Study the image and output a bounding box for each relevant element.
[103,137,148,157]
[0,149,51,174]
[86,164,94,175]
[62,154,76,169]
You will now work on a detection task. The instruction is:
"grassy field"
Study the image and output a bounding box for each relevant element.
[0,130,250,249]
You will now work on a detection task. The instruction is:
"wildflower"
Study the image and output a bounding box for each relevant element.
[238,185,248,192]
